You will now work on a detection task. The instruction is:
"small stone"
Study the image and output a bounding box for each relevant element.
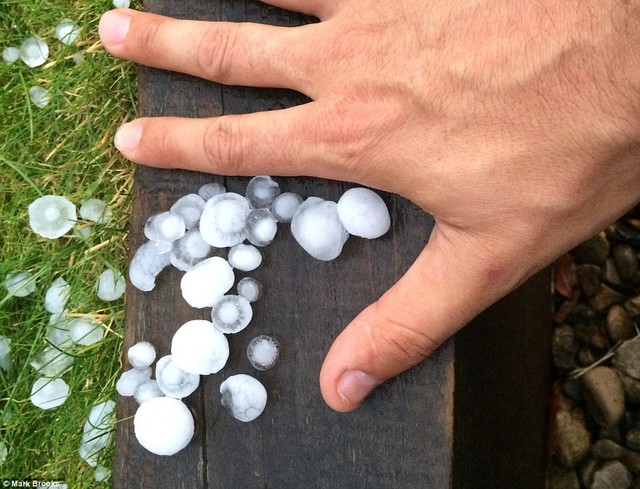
[613,337,640,379]
[621,448,640,474]
[552,325,579,370]
[572,233,610,266]
[614,244,638,282]
[567,303,600,326]
[592,439,624,460]
[607,305,636,343]
[548,463,581,489]
[626,427,640,451]
[589,284,625,312]
[577,347,599,367]
[619,373,640,404]
[625,295,640,317]
[591,460,632,489]
[579,458,599,488]
[581,367,626,429]
[552,407,591,468]
[602,258,623,288]
[575,324,609,350]
[577,264,602,297]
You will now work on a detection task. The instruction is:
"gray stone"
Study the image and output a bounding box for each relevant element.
[581,367,626,429]
[607,305,636,343]
[590,284,625,312]
[553,407,592,467]
[614,337,640,379]
[626,427,640,451]
[592,439,624,460]
[603,258,623,288]
[578,264,602,297]
[553,325,579,370]
[591,461,632,489]
[614,244,639,282]
[573,233,610,266]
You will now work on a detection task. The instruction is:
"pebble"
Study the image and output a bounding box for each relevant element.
[553,407,591,467]
[553,325,579,370]
[607,305,636,343]
[589,284,625,312]
[613,337,640,380]
[572,233,610,266]
[548,463,581,489]
[603,258,623,288]
[619,373,640,404]
[592,439,624,460]
[581,367,625,429]
[625,295,640,317]
[575,324,609,351]
[591,460,632,489]
[626,428,640,452]
[578,264,602,297]
[614,245,639,282]
[607,222,640,248]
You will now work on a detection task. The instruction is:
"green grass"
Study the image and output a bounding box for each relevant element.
[0,1,137,486]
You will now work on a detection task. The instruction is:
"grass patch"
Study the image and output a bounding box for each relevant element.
[1,0,136,485]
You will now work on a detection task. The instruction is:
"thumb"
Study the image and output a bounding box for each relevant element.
[319,224,522,412]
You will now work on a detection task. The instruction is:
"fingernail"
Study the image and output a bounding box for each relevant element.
[114,122,142,152]
[337,370,381,406]
[99,11,131,45]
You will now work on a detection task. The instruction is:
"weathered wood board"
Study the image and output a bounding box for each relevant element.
[113,1,552,488]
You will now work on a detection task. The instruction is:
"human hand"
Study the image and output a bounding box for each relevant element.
[99,0,640,412]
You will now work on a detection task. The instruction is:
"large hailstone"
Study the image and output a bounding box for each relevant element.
[69,317,104,346]
[245,209,277,247]
[80,198,112,224]
[227,244,262,271]
[30,346,74,377]
[291,198,349,261]
[170,229,211,272]
[270,192,303,223]
[127,341,156,369]
[245,176,280,209]
[129,241,171,292]
[171,320,229,375]
[155,355,200,399]
[4,271,36,297]
[20,36,49,68]
[211,295,253,334]
[116,367,152,397]
[134,397,194,456]
[44,277,71,313]
[198,182,226,201]
[30,377,70,410]
[80,400,115,467]
[199,192,250,247]
[180,256,234,308]
[220,374,267,422]
[170,194,205,229]
[97,269,126,301]
[337,187,391,239]
[55,19,80,45]
[28,195,76,239]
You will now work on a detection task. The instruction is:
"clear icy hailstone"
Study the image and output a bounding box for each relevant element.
[69,317,104,346]
[2,46,19,64]
[20,36,49,68]
[29,195,76,239]
[74,224,93,239]
[155,355,199,399]
[127,341,156,369]
[198,182,226,201]
[180,256,234,308]
[337,187,391,239]
[171,320,229,375]
[116,367,152,397]
[47,311,73,348]
[247,335,280,371]
[170,194,205,229]
[97,269,125,301]
[80,198,112,224]
[94,464,111,483]
[220,374,267,422]
[29,86,49,108]
[144,211,186,243]
[237,277,261,302]
[55,19,80,45]
[44,277,71,313]
[133,379,164,405]
[199,192,250,248]
[0,335,11,371]
[80,400,115,467]
[245,176,280,209]
[30,346,74,377]
[228,243,262,271]
[4,271,36,298]
[129,241,171,292]
[291,198,349,261]
[170,229,211,272]
[245,209,277,247]
[270,192,303,223]
[30,377,70,410]
[112,0,131,8]
[211,295,253,334]
[134,397,194,456]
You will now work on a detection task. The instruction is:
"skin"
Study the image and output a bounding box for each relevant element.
[99,0,640,412]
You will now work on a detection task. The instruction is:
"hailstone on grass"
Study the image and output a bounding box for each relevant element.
[112,0,131,8]
[30,346,74,377]
[4,271,36,298]
[80,198,112,224]
[171,320,229,375]
[28,195,76,239]
[55,19,80,45]
[20,36,49,67]
[69,317,104,346]
[29,86,49,108]
[2,47,19,64]
[0,336,11,371]
[134,397,194,456]
[30,377,70,410]
[97,269,125,301]
[44,277,71,313]
[80,400,115,467]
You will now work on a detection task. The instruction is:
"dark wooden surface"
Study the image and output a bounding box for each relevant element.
[113,1,552,488]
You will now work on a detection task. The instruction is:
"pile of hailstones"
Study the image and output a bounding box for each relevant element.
[120,176,391,456]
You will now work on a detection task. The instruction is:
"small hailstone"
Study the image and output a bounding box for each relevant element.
[211,295,253,334]
[94,464,111,483]
[0,440,7,465]
[155,355,200,399]
[29,195,77,239]
[69,317,104,346]
[133,379,164,405]
[144,211,186,243]
[112,0,131,8]
[75,225,93,239]
[198,182,226,200]
[29,86,49,108]
[0,336,11,371]
[171,320,229,375]
[127,341,156,369]
[291,198,349,261]
[129,241,171,292]
[116,367,152,397]
[228,244,262,271]
[220,374,267,422]
[245,209,277,247]
[20,36,49,68]
[337,187,391,239]
[30,346,74,377]
[47,311,73,347]
[44,277,71,313]
[270,192,303,223]
[180,256,234,308]
[134,397,194,456]
[170,229,211,272]
[97,269,125,301]
[199,192,250,247]
[170,194,205,229]
[4,271,36,298]
[30,377,70,410]
[245,176,280,209]
[55,19,80,45]
[237,277,261,302]
[80,198,112,224]
[2,47,19,64]
[80,400,115,467]
[247,335,280,371]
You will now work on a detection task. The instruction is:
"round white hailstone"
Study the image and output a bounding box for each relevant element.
[127,341,156,369]
[198,182,226,201]
[144,211,186,243]
[29,86,49,108]
[129,241,171,292]
[44,277,71,313]
[291,198,349,261]
[171,320,230,375]
[47,311,73,347]
[270,192,303,223]
[20,36,49,67]
[220,374,267,422]
[170,194,205,229]
[180,256,234,308]
[247,335,280,371]
[228,244,262,271]
[236,277,261,302]
[28,195,76,239]
[245,209,277,247]
[337,187,391,239]
[2,46,19,64]
[133,379,164,405]
[55,19,80,45]
[4,271,36,298]
[97,269,126,301]
[30,377,70,410]
[199,192,250,248]
[116,367,152,397]
[94,464,111,483]
[69,317,104,346]
[79,198,112,224]
[80,400,115,467]
[112,0,131,8]
[245,176,280,209]
[211,295,253,334]
[134,397,194,456]
[155,355,200,399]
[170,229,211,272]
[0,335,11,371]
[30,346,74,377]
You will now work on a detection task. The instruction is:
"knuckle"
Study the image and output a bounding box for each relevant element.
[136,17,163,55]
[196,24,237,82]
[202,117,244,174]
